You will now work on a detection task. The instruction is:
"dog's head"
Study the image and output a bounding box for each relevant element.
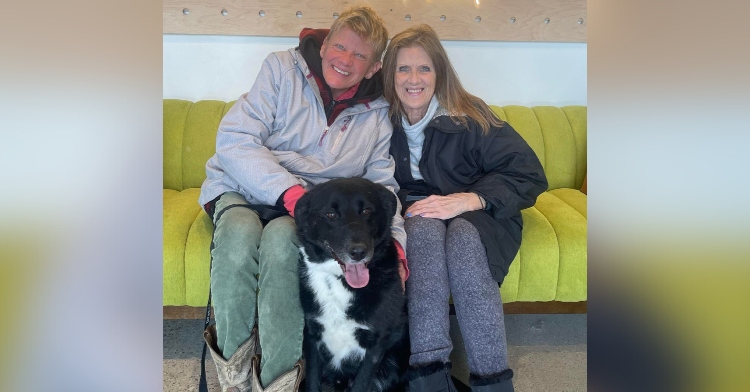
[294,178,397,289]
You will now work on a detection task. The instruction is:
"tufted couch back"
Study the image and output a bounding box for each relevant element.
[163,100,234,191]
[490,105,587,191]
[162,99,587,305]
[164,100,586,192]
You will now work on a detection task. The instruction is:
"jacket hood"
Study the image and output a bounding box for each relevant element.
[298,28,384,103]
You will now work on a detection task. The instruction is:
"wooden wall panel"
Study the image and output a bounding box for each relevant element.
[164,0,586,42]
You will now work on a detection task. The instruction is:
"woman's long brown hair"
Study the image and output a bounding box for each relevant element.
[382,24,504,134]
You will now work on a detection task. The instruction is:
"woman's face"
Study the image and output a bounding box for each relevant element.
[394,46,436,124]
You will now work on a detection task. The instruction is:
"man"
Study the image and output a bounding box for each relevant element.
[199,6,408,392]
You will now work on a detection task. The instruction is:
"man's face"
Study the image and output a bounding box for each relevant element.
[320,27,382,99]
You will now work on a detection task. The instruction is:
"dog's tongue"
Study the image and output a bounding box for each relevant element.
[343,263,370,288]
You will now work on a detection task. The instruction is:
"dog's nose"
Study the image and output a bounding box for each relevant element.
[348,244,367,261]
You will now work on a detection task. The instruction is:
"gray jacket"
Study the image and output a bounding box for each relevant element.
[199,48,406,248]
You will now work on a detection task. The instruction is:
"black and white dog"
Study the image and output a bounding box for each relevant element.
[294,178,409,392]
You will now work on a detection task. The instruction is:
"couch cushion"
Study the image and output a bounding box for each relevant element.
[500,189,587,302]
[164,189,587,305]
[500,205,558,302]
[163,188,204,305]
[184,207,213,306]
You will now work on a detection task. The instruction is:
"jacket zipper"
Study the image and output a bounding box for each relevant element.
[325,99,338,119]
[317,126,330,146]
[319,99,337,146]
[330,116,353,150]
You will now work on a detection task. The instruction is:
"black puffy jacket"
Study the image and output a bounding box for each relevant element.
[390,114,548,284]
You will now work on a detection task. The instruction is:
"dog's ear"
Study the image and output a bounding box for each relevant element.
[294,192,312,226]
[378,187,398,219]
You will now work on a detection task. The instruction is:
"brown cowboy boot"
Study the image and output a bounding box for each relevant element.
[250,354,304,392]
[203,324,259,392]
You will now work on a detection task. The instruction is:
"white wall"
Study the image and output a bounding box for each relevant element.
[163,34,586,107]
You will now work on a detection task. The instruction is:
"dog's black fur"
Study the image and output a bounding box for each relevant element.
[294,178,409,392]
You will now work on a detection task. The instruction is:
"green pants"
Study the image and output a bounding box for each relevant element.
[210,191,304,387]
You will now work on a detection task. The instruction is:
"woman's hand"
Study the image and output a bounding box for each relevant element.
[405,192,483,220]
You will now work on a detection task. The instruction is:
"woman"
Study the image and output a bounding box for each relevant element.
[382,24,548,392]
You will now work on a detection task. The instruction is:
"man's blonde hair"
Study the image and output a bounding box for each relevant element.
[327,5,389,62]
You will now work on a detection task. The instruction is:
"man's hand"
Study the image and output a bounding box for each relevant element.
[405,193,483,220]
[283,185,306,217]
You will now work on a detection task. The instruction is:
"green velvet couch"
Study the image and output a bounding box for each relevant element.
[163,99,587,307]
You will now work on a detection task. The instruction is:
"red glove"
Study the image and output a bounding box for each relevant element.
[394,240,409,291]
[283,185,306,217]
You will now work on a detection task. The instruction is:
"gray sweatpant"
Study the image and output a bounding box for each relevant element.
[405,216,510,377]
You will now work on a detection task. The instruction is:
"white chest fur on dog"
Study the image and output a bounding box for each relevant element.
[301,249,370,369]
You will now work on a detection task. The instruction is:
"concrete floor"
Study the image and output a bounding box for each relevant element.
[164,314,586,391]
